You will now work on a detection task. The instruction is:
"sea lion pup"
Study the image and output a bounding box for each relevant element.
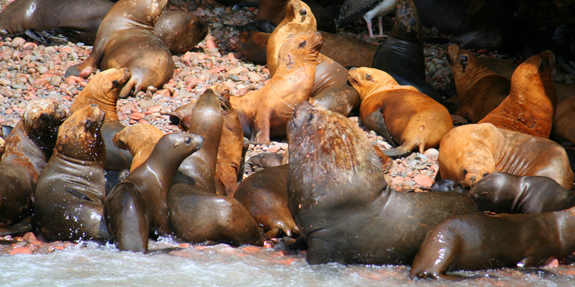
[70,68,133,171]
[348,67,453,157]
[104,132,204,252]
[113,124,165,172]
[552,96,575,146]
[446,44,510,123]
[231,32,322,144]
[410,207,575,280]
[468,172,575,214]
[154,11,208,55]
[234,164,301,239]
[371,0,456,113]
[438,123,574,189]
[478,51,557,138]
[287,101,476,265]
[64,0,174,98]
[168,90,265,246]
[0,99,66,227]
[0,0,114,45]
[34,104,109,241]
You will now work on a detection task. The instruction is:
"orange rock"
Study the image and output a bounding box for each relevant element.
[23,232,37,243]
[414,174,434,188]
[241,246,261,253]
[9,247,32,255]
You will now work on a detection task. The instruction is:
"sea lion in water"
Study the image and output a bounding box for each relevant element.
[446,44,510,123]
[348,67,453,157]
[69,68,133,171]
[0,99,66,226]
[168,89,265,246]
[34,104,109,241]
[65,0,174,98]
[438,123,574,189]
[234,164,300,238]
[478,51,557,138]
[410,207,575,279]
[287,101,476,265]
[468,172,575,214]
[104,132,204,252]
[112,124,165,172]
[231,32,322,144]
[154,11,208,55]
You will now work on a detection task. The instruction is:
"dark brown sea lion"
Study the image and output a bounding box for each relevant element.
[447,44,510,123]
[238,30,270,65]
[552,96,575,146]
[70,68,133,171]
[0,99,66,226]
[468,172,575,214]
[154,11,208,55]
[231,32,322,144]
[245,152,284,173]
[234,164,300,238]
[478,51,557,138]
[104,132,204,252]
[348,67,453,157]
[410,207,575,279]
[33,104,109,241]
[287,101,476,265]
[0,0,114,45]
[65,0,174,98]
[438,123,574,189]
[371,0,455,113]
[113,123,165,172]
[168,89,265,246]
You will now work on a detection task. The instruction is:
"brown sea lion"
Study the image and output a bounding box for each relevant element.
[255,0,336,33]
[104,132,204,252]
[552,96,575,146]
[348,67,453,157]
[410,207,575,279]
[231,32,322,144]
[0,0,114,45]
[447,44,510,123]
[113,124,165,172]
[238,30,270,65]
[34,104,109,241]
[438,123,574,189]
[154,11,208,55]
[245,152,284,173]
[287,101,476,265]
[234,164,300,238]
[478,51,557,138]
[69,68,133,171]
[468,172,575,214]
[64,0,174,98]
[168,89,265,246]
[0,99,66,226]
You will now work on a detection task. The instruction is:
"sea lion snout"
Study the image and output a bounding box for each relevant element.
[539,50,555,72]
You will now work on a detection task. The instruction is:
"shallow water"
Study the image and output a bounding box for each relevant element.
[1,238,574,287]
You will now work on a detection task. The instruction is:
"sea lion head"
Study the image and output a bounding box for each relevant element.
[55,104,105,163]
[446,44,485,75]
[467,172,517,212]
[22,99,67,142]
[94,68,132,96]
[155,132,204,161]
[348,67,399,96]
[390,0,423,42]
[278,32,323,69]
[511,50,556,97]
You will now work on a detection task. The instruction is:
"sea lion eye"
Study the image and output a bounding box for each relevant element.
[460,56,468,65]
[463,169,468,175]
[185,136,191,145]
[483,172,489,177]
[85,120,94,129]
[300,8,307,15]
[365,74,372,81]
[299,40,307,48]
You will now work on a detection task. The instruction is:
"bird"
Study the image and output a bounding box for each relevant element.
[338,0,397,38]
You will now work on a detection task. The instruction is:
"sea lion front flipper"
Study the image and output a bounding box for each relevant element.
[363,111,396,148]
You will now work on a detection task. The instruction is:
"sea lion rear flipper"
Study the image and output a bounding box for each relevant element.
[363,111,396,148]
[24,29,55,46]
[0,216,32,236]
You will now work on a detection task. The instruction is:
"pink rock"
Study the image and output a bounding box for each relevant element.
[391,176,404,185]
[23,232,37,243]
[414,174,434,188]
[9,247,32,255]
[248,72,262,82]
[130,112,144,120]
[11,37,26,46]
[268,146,280,153]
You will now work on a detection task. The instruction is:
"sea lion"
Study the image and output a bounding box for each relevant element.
[0,99,66,226]
[287,101,476,265]
[104,132,204,252]
[245,152,284,173]
[65,0,174,98]
[234,164,300,238]
[168,90,265,246]
[238,30,270,65]
[231,32,322,144]
[0,0,114,45]
[438,123,574,189]
[552,96,575,146]
[112,124,165,172]
[153,11,208,55]
[69,68,133,171]
[34,104,109,241]
[371,0,456,113]
[446,44,510,123]
[348,67,453,157]
[410,207,575,279]
[468,172,575,214]
[478,51,557,138]
[255,0,336,33]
